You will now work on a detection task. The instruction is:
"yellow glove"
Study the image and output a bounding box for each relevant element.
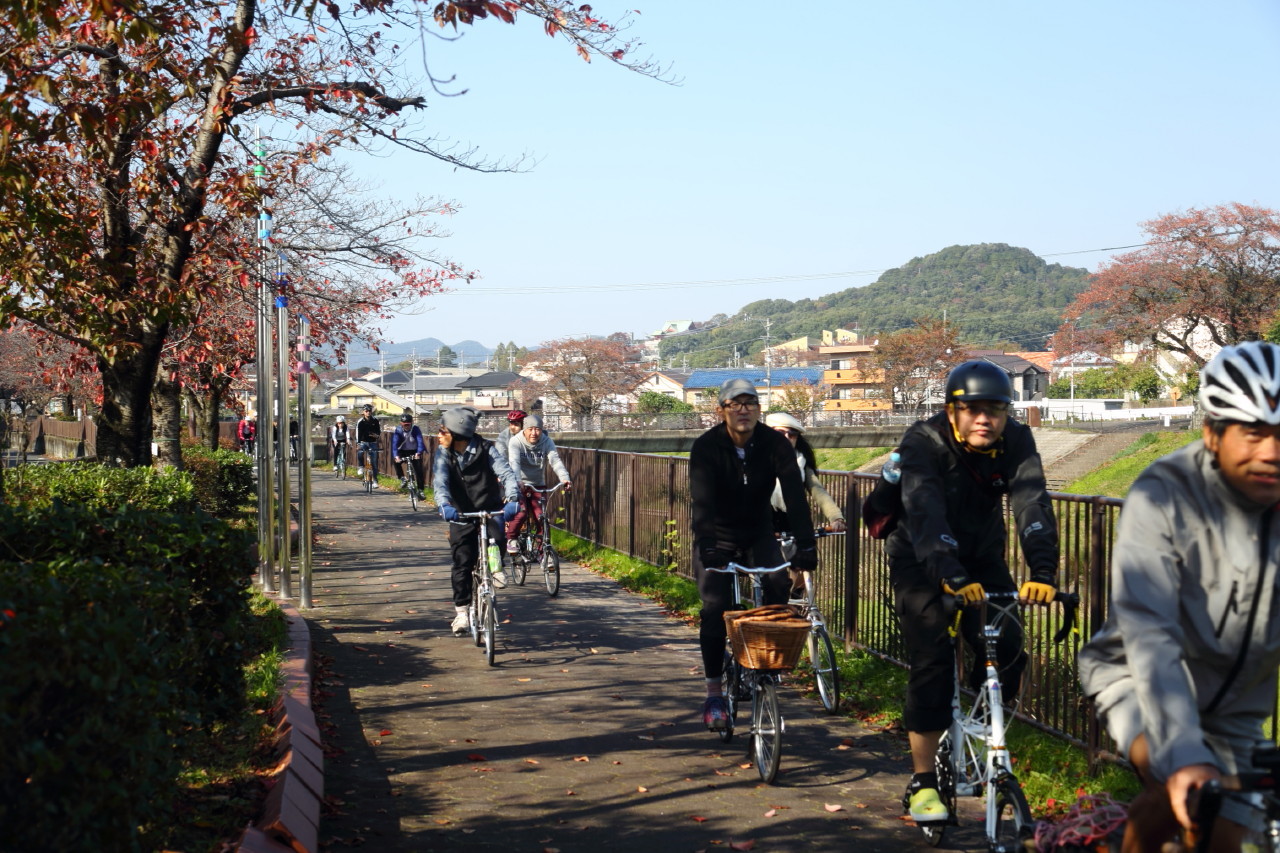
[942,579,985,605]
[1019,581,1056,604]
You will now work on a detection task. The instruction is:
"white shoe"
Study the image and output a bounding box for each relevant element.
[357,466,365,477]
[506,539,521,555]
[451,611,469,635]
[490,569,507,589]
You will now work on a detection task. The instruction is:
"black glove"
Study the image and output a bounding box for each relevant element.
[790,547,818,572]
[699,545,730,569]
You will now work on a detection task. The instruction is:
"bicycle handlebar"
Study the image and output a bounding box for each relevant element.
[706,561,792,575]
[452,509,501,522]
[530,482,566,496]
[951,590,1079,643]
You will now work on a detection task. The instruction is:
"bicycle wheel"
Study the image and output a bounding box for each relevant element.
[470,577,483,647]
[991,777,1034,852]
[807,625,841,714]
[334,448,343,479]
[751,678,782,784]
[919,731,957,847]
[719,647,739,744]
[514,536,529,586]
[481,594,497,666]
[407,474,418,511]
[542,545,560,597]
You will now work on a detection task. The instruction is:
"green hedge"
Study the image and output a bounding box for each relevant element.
[183,446,255,516]
[0,501,255,850]
[4,463,197,513]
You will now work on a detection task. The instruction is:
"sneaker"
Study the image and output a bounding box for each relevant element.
[506,539,520,555]
[399,477,407,486]
[489,568,507,589]
[905,785,949,822]
[333,465,339,472]
[450,611,469,636]
[357,466,364,477]
[701,696,730,731]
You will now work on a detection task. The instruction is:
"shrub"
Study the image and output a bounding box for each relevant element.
[183,446,255,516]
[0,501,255,849]
[4,463,197,513]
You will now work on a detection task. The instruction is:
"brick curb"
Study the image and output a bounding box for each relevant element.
[231,599,322,853]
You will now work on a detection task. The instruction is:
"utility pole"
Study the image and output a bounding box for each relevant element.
[764,317,773,409]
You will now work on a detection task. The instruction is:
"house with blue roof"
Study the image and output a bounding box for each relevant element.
[681,367,825,409]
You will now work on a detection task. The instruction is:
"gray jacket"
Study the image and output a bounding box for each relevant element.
[507,430,571,489]
[1077,440,1280,781]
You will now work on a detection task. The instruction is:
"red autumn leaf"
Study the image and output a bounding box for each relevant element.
[466,753,487,762]
[379,729,392,737]
[729,842,756,852]
[690,816,707,823]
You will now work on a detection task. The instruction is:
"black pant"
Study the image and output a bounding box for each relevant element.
[448,517,505,607]
[696,535,789,680]
[892,565,1024,733]
[393,455,425,488]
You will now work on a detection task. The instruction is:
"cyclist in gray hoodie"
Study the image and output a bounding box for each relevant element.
[505,414,572,551]
[1078,341,1280,852]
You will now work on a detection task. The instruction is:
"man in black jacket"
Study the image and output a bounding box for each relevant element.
[893,360,1059,824]
[689,378,817,730]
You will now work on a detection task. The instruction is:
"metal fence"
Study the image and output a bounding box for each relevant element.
[554,445,1125,764]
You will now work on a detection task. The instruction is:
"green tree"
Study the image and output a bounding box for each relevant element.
[436,345,458,368]
[636,391,692,413]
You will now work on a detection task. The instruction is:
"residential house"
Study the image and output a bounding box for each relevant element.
[325,379,418,416]
[454,371,522,413]
[968,351,1049,401]
[815,338,890,412]
[630,369,694,406]
[682,367,824,410]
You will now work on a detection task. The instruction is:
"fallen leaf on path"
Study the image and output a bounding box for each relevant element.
[524,759,540,765]
[738,762,752,769]
[729,842,756,851]
[518,677,532,683]
[379,729,392,737]
[466,753,487,762]
[637,734,654,741]
[573,755,590,762]
[566,789,576,796]
[464,738,477,743]
[690,816,708,823]
[763,809,776,817]
[824,804,843,812]
[637,786,648,793]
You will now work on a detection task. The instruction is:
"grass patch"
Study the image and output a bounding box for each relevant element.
[1063,431,1199,497]
[145,590,288,852]
[551,526,1139,818]
[815,446,893,472]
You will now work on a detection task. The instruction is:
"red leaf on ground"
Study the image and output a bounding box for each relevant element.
[730,842,756,851]
[466,753,487,762]
[379,729,392,736]
[690,816,708,823]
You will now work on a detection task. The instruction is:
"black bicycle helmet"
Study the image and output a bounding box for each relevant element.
[944,360,1013,404]
[400,412,413,424]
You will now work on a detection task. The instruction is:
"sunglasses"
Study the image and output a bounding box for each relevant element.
[954,401,1010,416]
[774,427,799,438]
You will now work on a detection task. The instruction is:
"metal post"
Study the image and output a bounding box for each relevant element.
[255,137,276,593]
[275,267,292,599]
[297,318,313,608]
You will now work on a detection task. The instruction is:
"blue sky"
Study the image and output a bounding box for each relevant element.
[341,1,1280,359]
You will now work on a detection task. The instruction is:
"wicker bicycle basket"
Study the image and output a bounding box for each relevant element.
[724,605,810,671]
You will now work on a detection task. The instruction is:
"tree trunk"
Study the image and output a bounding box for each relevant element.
[94,330,165,467]
[185,375,230,452]
[153,359,184,470]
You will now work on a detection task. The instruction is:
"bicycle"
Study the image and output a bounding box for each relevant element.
[706,560,803,784]
[452,509,504,667]
[1182,747,1280,852]
[510,482,565,596]
[396,453,421,511]
[916,589,1079,852]
[780,528,843,714]
[358,441,378,494]
[333,442,347,480]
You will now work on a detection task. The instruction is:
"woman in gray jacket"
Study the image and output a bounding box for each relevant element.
[1078,341,1280,852]
[505,414,572,551]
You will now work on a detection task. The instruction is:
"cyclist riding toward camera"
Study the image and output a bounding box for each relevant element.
[355,404,381,483]
[330,415,349,472]
[888,359,1059,826]
[392,411,426,497]
[497,409,526,458]
[505,414,571,554]
[690,378,816,731]
[432,406,520,634]
[1078,341,1280,853]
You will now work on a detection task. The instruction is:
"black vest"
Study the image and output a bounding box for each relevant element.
[446,440,503,513]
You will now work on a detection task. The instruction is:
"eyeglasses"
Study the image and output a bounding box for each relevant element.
[954,401,1010,417]
[774,428,799,438]
[721,398,760,411]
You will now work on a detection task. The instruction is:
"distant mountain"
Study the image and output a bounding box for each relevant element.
[344,338,495,369]
[658,244,1091,368]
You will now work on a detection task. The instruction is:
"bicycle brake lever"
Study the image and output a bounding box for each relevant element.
[1052,594,1079,644]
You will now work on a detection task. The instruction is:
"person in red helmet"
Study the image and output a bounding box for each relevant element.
[497,409,526,457]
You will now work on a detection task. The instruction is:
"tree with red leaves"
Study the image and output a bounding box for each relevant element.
[0,0,663,466]
[1062,203,1280,368]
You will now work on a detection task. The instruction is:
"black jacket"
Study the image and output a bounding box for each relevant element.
[886,412,1057,585]
[690,422,815,553]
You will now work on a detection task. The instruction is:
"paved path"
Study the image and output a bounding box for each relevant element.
[303,473,989,853]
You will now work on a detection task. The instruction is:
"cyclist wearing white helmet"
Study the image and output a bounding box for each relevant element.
[330,415,350,472]
[1079,341,1280,852]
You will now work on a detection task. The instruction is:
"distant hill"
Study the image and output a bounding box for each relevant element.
[345,338,495,369]
[659,244,1091,367]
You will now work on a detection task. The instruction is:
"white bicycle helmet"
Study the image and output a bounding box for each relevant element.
[1199,341,1280,424]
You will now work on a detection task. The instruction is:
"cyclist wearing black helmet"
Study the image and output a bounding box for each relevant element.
[391,411,426,497]
[355,404,382,481]
[892,360,1059,825]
